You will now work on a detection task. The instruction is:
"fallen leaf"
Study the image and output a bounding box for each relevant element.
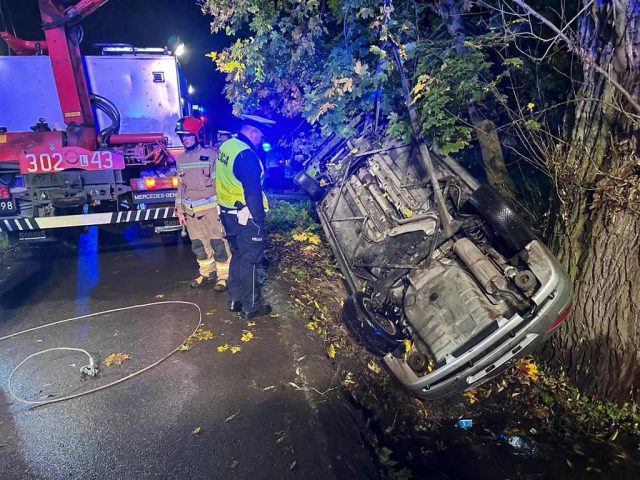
[463,389,478,405]
[228,459,239,469]
[342,372,356,386]
[155,294,164,299]
[367,360,381,374]
[516,358,540,383]
[246,321,256,327]
[289,461,297,470]
[229,345,242,354]
[104,352,131,366]
[225,411,240,423]
[192,327,214,341]
[327,343,337,359]
[192,427,201,435]
[217,343,230,352]
[240,330,254,343]
[180,327,214,351]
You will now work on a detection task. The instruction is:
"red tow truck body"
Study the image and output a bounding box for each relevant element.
[0,0,185,239]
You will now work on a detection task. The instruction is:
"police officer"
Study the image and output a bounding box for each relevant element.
[216,114,274,319]
[216,130,232,145]
[174,116,231,290]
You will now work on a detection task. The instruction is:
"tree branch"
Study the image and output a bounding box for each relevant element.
[512,0,640,115]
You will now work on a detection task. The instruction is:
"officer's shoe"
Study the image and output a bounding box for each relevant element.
[214,279,228,292]
[190,275,216,289]
[229,301,243,312]
[242,304,272,319]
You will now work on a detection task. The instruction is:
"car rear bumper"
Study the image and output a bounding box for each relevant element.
[383,240,572,400]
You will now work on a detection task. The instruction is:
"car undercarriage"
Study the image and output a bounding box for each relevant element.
[296,133,572,399]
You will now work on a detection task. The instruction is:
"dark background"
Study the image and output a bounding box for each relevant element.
[0,0,235,135]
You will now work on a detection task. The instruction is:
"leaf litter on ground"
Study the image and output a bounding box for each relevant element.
[103,352,131,366]
[217,343,242,354]
[179,326,214,351]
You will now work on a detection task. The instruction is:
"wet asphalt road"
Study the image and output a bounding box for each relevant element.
[0,226,377,480]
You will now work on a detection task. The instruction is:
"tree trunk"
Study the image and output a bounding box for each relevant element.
[435,0,515,193]
[468,107,516,193]
[549,0,640,401]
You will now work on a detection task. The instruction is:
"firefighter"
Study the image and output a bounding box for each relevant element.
[216,114,275,319]
[174,116,231,290]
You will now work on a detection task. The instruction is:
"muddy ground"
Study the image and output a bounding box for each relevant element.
[267,229,640,479]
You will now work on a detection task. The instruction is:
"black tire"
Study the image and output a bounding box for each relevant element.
[468,184,535,254]
[342,292,406,356]
[294,172,325,202]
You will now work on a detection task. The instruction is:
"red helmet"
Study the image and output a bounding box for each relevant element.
[175,116,204,142]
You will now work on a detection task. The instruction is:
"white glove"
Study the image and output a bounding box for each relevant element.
[237,206,251,226]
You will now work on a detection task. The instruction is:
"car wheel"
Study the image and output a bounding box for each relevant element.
[294,172,324,202]
[468,184,535,254]
[342,292,406,356]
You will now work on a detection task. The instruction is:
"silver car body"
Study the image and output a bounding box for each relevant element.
[307,134,572,400]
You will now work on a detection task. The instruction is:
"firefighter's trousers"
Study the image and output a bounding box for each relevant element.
[185,207,231,280]
[220,212,265,313]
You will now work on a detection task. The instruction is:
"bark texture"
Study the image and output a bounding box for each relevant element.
[550,0,640,401]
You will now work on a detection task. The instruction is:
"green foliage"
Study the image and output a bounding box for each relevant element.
[265,199,320,234]
[200,0,524,155]
[0,232,7,251]
[201,0,417,135]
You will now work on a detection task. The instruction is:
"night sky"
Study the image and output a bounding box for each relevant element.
[0,0,235,134]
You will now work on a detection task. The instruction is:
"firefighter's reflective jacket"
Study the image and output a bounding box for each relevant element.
[174,146,218,215]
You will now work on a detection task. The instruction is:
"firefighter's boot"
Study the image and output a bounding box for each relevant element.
[214,278,228,292]
[190,274,216,289]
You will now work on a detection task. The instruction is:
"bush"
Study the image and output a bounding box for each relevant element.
[265,199,320,234]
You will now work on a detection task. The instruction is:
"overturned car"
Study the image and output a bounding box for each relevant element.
[295,134,572,399]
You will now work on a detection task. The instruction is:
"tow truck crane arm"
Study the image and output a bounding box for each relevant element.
[37,0,113,149]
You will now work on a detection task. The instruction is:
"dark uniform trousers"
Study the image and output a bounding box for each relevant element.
[220,211,265,313]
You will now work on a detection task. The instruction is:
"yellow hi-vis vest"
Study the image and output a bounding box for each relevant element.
[216,137,269,211]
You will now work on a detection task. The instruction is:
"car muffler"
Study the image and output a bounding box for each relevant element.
[453,238,507,295]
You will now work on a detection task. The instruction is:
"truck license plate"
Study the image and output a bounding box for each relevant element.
[19,147,125,174]
[0,199,17,215]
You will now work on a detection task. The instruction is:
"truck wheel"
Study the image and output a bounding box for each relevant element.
[342,292,406,356]
[467,184,535,254]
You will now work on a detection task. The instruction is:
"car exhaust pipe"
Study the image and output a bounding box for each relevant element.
[454,238,507,295]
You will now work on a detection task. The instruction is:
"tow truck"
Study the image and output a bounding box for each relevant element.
[0,0,186,241]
